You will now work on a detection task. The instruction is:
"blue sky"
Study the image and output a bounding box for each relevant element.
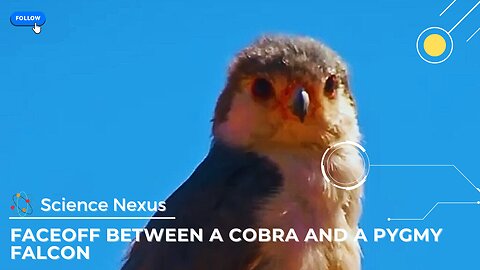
[1,0,480,269]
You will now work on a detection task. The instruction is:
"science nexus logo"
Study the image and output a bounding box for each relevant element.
[11,191,33,216]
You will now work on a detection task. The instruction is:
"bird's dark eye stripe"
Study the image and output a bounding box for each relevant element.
[251,78,274,100]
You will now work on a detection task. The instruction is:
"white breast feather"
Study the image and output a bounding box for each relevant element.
[255,148,364,270]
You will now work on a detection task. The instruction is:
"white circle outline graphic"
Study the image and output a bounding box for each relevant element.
[416,26,454,65]
[320,141,370,190]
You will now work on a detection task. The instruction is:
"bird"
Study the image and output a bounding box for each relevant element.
[121,35,365,270]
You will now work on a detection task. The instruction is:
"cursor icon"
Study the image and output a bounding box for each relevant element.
[32,23,41,34]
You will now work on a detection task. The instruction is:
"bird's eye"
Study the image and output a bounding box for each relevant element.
[251,78,274,100]
[324,75,338,98]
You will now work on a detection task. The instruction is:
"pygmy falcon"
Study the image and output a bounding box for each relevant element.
[122,35,364,270]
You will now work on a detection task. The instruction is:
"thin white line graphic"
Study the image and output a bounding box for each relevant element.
[371,164,479,191]
[372,164,480,221]
[9,216,176,220]
[467,27,480,42]
[448,1,480,33]
[387,201,480,221]
[440,0,457,16]
[370,164,452,167]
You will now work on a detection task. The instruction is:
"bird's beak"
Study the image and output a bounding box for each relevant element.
[291,88,310,122]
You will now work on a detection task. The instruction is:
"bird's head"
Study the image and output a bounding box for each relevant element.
[213,35,360,152]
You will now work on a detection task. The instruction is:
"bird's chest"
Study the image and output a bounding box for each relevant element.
[255,153,360,270]
[259,155,340,234]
